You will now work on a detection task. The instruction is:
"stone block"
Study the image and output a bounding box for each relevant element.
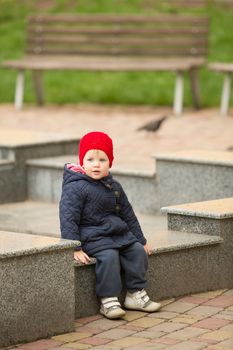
[26,155,159,213]
[0,231,77,348]
[156,150,233,208]
[162,198,233,292]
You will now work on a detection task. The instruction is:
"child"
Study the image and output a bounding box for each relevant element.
[60,131,161,319]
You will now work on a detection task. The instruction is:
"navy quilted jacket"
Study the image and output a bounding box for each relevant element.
[59,164,147,256]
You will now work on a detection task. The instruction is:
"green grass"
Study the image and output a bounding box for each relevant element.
[0,0,233,106]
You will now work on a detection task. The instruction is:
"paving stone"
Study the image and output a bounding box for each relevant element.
[160,298,176,307]
[123,310,147,321]
[79,336,111,346]
[226,305,233,311]
[152,337,181,345]
[223,290,233,296]
[187,306,222,317]
[87,344,121,350]
[192,337,219,345]
[220,323,233,332]
[128,317,164,328]
[134,330,165,339]
[17,339,64,350]
[198,330,233,341]
[119,324,145,332]
[214,311,233,321]
[194,290,227,299]
[164,340,208,350]
[170,315,203,324]
[62,343,91,349]
[148,311,178,320]
[97,327,137,340]
[76,315,102,325]
[50,347,83,350]
[162,301,196,313]
[179,296,209,305]
[149,321,187,333]
[107,336,150,348]
[192,317,231,330]
[168,326,208,340]
[125,342,167,349]
[203,296,233,308]
[213,338,233,349]
[73,325,102,335]
[52,333,89,343]
[84,318,126,331]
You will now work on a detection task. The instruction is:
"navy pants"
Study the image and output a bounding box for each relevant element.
[93,242,148,297]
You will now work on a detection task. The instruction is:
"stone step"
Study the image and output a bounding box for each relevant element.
[0,230,76,348]
[0,200,165,238]
[26,149,233,214]
[26,155,158,214]
[0,159,19,203]
[0,129,80,203]
[0,200,223,319]
[161,197,233,293]
[156,149,233,207]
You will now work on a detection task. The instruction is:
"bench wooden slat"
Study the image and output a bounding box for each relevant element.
[2,56,205,71]
[28,14,209,25]
[27,26,208,36]
[25,14,208,59]
[26,46,207,57]
[27,35,207,47]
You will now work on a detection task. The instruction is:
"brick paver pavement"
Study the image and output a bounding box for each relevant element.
[4,289,232,350]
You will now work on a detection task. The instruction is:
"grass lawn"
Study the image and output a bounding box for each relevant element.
[0,0,233,107]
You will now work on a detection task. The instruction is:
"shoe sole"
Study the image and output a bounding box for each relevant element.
[100,309,126,319]
[124,303,161,312]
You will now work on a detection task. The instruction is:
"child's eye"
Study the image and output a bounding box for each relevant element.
[87,158,94,161]
[100,158,107,162]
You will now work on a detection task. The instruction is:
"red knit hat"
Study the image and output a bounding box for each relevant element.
[79,131,114,168]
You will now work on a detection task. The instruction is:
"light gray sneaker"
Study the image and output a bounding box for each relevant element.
[124,289,161,312]
[100,297,126,319]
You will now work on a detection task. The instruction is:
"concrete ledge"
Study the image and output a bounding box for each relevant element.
[156,150,233,207]
[161,197,233,219]
[0,132,80,204]
[74,229,222,318]
[27,155,159,213]
[156,149,233,166]
[0,230,79,259]
[161,198,233,294]
[0,231,78,348]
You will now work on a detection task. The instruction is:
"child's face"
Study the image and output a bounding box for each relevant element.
[82,149,110,180]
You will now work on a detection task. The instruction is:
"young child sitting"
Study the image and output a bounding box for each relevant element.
[59,131,161,319]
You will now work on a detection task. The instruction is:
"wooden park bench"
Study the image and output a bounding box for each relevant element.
[208,62,233,116]
[2,14,209,115]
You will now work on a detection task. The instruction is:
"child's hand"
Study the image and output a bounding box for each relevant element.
[143,244,152,255]
[74,250,91,264]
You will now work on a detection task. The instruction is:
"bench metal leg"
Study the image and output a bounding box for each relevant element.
[189,68,201,109]
[15,70,25,110]
[173,72,184,116]
[32,70,44,105]
[220,73,232,116]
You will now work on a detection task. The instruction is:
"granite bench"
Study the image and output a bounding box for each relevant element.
[0,231,77,348]
[155,149,233,208]
[0,129,79,204]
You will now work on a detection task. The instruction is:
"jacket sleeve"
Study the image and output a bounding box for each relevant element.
[118,186,147,246]
[59,181,86,250]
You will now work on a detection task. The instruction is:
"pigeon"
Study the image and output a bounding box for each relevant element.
[137,116,167,132]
